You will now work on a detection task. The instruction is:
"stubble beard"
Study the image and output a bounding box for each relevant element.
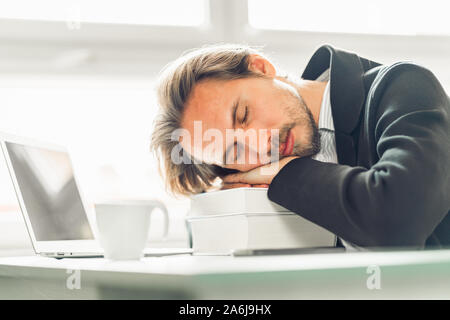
[279,93,321,159]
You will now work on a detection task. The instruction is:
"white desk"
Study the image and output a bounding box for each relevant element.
[1,249,450,299]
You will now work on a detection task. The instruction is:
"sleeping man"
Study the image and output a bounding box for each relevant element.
[151,44,450,249]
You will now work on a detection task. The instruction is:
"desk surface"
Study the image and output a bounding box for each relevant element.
[1,249,450,299]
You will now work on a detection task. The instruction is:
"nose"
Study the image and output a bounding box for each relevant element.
[233,128,280,168]
[264,130,283,162]
[254,130,281,165]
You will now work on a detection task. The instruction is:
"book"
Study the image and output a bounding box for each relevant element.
[187,188,337,255]
[189,187,289,216]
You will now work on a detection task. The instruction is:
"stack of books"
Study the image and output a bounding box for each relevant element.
[186,188,337,255]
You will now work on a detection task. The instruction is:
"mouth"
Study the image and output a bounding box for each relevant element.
[279,128,294,157]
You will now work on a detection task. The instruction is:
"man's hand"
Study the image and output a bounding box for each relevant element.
[221,156,299,189]
[221,183,270,190]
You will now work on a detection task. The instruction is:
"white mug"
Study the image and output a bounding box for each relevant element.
[95,200,169,260]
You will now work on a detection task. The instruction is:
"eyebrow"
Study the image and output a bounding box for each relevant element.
[222,98,240,165]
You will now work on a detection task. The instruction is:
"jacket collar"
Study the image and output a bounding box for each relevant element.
[301,44,367,134]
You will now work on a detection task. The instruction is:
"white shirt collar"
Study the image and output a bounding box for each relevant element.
[318,80,334,132]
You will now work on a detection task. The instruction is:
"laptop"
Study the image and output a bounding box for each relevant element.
[0,133,192,258]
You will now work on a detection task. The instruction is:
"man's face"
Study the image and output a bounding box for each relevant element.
[180,75,320,172]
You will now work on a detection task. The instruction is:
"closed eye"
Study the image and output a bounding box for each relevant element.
[241,106,248,124]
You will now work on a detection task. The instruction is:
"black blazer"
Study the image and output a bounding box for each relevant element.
[268,44,450,249]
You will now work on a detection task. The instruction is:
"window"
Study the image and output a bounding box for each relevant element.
[248,0,450,35]
[0,0,207,26]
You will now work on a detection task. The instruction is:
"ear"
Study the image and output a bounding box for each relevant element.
[248,54,276,77]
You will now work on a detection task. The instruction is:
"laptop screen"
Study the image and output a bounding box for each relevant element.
[5,142,94,241]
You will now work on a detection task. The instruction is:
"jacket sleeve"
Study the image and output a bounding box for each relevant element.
[267,65,450,247]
